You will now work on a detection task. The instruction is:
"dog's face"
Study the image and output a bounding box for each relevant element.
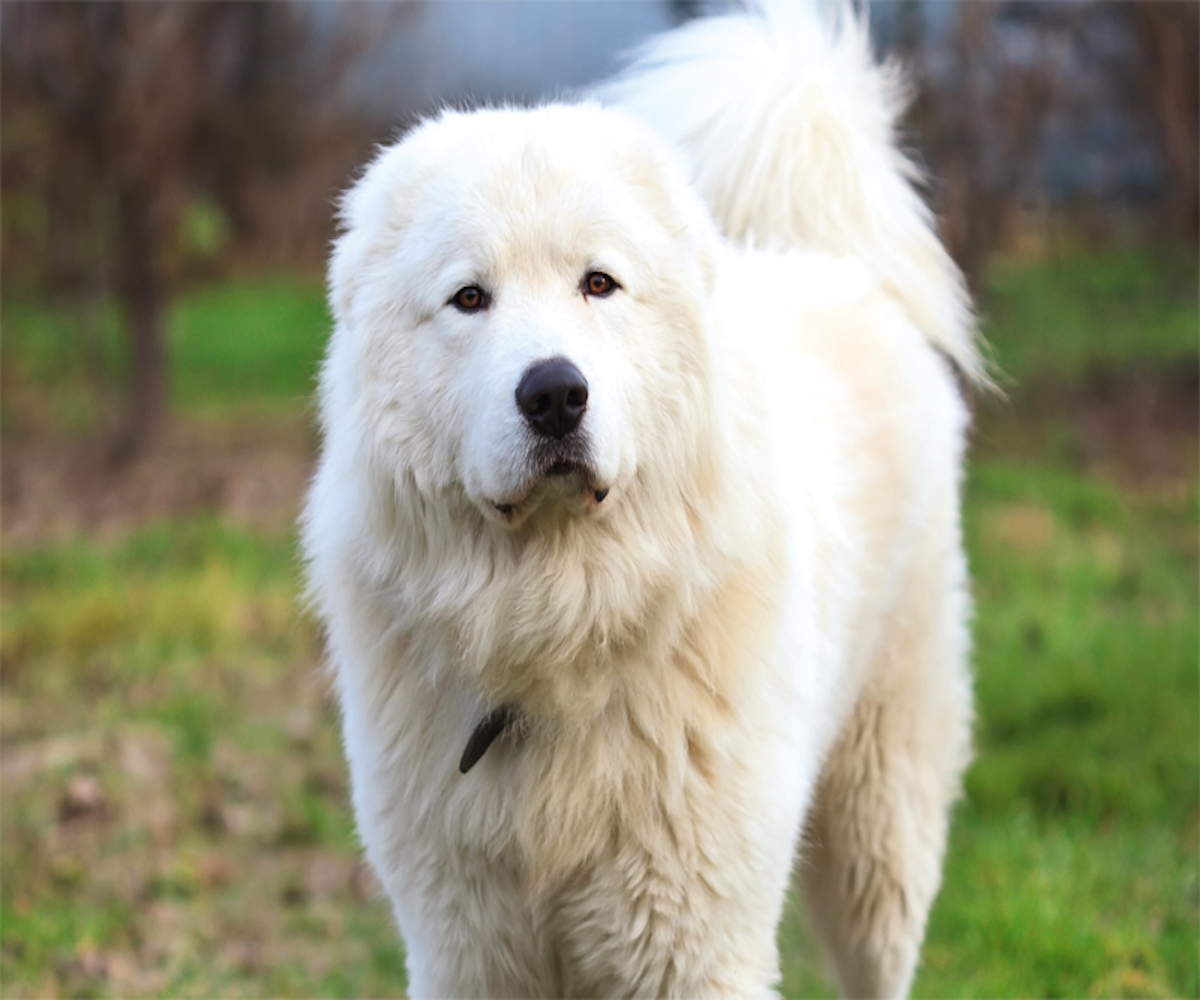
[326,104,719,531]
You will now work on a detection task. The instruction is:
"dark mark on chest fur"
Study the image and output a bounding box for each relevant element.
[459,704,518,774]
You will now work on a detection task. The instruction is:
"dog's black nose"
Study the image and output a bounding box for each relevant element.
[515,358,588,439]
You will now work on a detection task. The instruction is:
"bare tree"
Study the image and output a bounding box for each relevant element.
[896,1,1199,287]
[1115,2,1199,241]
[899,3,1064,292]
[1,3,383,461]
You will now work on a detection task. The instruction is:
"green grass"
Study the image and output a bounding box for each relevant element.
[2,523,410,998]
[1,278,330,432]
[167,283,331,411]
[2,246,1197,997]
[921,459,1197,998]
[981,246,1198,386]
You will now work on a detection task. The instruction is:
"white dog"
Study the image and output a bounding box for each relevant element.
[302,3,981,996]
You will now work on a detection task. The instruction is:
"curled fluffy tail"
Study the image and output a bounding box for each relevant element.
[597,0,986,384]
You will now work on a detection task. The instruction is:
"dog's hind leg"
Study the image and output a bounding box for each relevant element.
[799,555,973,999]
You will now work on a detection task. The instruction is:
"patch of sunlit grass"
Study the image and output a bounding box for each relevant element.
[1,523,407,998]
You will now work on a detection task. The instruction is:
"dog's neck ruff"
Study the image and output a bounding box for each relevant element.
[459,704,518,774]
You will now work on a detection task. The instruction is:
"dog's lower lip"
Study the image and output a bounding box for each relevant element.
[492,463,598,518]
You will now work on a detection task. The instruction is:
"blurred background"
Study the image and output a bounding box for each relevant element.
[1,2,1195,997]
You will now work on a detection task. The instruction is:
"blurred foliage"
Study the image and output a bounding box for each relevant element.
[0,2,381,455]
[898,1,1198,291]
[1,0,1195,447]
[176,197,232,269]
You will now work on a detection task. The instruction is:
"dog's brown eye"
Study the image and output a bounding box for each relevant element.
[583,271,618,298]
[451,285,488,313]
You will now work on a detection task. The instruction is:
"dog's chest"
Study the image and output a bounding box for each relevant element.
[343,545,812,992]
[458,722,758,992]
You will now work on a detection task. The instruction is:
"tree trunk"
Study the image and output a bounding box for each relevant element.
[110,182,167,465]
[1136,4,1199,240]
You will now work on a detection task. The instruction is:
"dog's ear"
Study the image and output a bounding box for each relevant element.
[329,140,411,331]
[329,114,456,332]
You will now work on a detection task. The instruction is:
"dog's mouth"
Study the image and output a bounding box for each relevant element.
[491,455,610,523]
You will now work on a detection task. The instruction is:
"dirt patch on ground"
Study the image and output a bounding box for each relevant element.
[2,413,316,548]
[974,361,1199,489]
[1069,364,1199,477]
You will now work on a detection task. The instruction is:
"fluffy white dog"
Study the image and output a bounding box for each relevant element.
[302,3,981,996]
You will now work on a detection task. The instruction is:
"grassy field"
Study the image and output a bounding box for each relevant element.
[2,247,1197,997]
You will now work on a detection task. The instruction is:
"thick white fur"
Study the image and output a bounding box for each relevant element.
[302,2,976,997]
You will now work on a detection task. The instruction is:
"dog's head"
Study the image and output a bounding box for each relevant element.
[323,103,721,531]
